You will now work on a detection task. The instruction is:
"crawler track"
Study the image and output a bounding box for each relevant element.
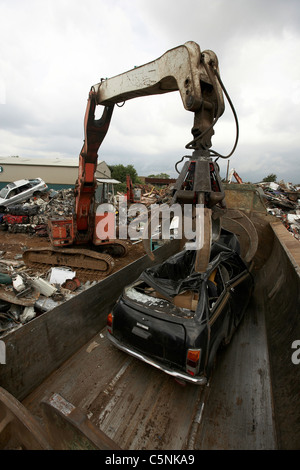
[22,247,114,274]
[96,239,129,258]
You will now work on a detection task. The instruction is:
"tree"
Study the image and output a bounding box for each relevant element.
[262,173,277,183]
[108,164,139,184]
[108,164,141,193]
[147,172,170,179]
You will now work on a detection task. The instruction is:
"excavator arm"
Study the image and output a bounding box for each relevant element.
[74,42,227,268]
[75,97,114,237]
[93,41,224,148]
[94,42,223,109]
[25,42,235,275]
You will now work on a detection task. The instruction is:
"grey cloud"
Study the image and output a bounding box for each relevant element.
[0,0,299,184]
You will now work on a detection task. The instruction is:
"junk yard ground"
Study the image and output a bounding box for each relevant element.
[0,187,147,337]
[0,179,299,339]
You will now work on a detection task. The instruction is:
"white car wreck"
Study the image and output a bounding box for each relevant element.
[0,178,48,208]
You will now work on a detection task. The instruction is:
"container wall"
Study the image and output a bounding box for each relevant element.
[255,222,300,449]
[0,240,180,401]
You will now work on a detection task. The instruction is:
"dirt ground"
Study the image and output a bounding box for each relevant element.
[0,229,147,285]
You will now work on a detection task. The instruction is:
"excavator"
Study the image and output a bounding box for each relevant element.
[23,41,239,275]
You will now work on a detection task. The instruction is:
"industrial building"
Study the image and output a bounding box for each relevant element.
[0,156,111,190]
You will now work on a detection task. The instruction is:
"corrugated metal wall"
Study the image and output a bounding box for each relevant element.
[0,160,111,188]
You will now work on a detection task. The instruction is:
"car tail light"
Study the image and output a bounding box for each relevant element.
[186,348,201,376]
[107,312,113,334]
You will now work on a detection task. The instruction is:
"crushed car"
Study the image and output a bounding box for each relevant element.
[0,178,48,208]
[107,229,254,385]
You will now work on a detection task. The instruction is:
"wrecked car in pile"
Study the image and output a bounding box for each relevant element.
[0,178,48,208]
[107,230,254,384]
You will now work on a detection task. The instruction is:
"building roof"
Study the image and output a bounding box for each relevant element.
[144,177,176,184]
[0,156,105,167]
[96,178,121,184]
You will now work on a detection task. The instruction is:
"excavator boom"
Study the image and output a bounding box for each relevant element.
[93,41,224,116]
[24,41,231,275]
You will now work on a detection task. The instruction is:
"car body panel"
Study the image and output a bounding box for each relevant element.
[112,297,187,368]
[107,331,208,385]
[108,230,254,384]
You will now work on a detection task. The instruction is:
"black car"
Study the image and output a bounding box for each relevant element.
[107,229,254,385]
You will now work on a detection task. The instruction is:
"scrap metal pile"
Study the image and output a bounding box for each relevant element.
[0,188,92,337]
[0,178,298,243]
[125,180,300,240]
[0,178,298,337]
[126,183,174,206]
[0,188,75,236]
[0,262,97,337]
[257,181,300,240]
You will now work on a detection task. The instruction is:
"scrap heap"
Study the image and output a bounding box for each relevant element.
[120,183,174,207]
[0,262,97,338]
[0,188,89,337]
[0,177,299,336]
[257,180,300,240]
[0,179,299,239]
[0,188,75,236]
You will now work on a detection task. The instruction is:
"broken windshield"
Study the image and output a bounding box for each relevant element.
[0,187,9,198]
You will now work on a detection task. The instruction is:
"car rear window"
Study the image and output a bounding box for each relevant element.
[29,179,40,186]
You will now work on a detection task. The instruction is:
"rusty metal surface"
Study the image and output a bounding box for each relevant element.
[40,393,121,450]
[1,273,280,451]
[0,240,181,402]
[0,386,52,450]
[223,183,268,214]
[221,209,258,262]
[0,185,299,450]
[22,329,206,450]
[194,294,277,450]
[194,207,212,273]
[19,211,297,450]
[0,285,40,306]
[0,384,121,450]
[255,222,300,450]
[21,291,277,451]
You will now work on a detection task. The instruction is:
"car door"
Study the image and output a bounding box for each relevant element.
[205,265,232,372]
[6,187,19,205]
[12,183,32,204]
[227,267,253,329]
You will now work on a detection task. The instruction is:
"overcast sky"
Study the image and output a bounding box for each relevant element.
[0,0,300,183]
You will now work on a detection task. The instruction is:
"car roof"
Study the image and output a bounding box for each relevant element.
[3,178,43,191]
[12,179,31,187]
